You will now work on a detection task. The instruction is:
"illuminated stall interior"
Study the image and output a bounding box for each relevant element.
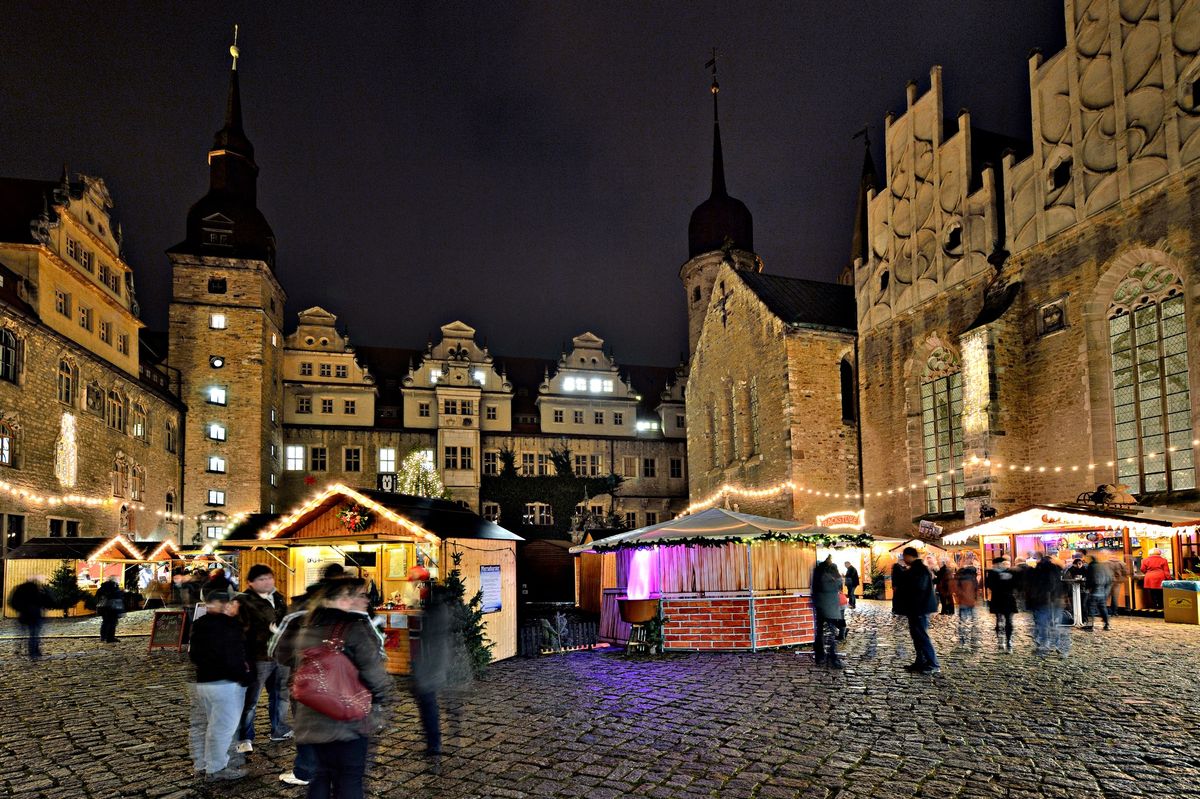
[221,484,521,672]
[573,507,871,651]
[942,504,1200,612]
[3,535,149,617]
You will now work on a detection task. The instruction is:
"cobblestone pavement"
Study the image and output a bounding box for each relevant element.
[2,601,1198,799]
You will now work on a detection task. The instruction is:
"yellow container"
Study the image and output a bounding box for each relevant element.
[1163,581,1200,624]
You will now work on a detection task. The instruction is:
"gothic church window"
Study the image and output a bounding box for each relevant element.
[57,360,76,405]
[0,423,13,466]
[921,347,964,514]
[840,358,856,423]
[165,421,178,454]
[1108,264,1194,494]
[106,390,125,432]
[0,329,18,384]
[749,378,761,454]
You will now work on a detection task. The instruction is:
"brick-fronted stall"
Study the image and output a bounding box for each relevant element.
[662,591,814,651]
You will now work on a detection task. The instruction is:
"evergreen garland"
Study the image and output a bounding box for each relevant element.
[593,530,874,552]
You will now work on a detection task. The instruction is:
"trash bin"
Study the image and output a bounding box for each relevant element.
[1162,580,1200,624]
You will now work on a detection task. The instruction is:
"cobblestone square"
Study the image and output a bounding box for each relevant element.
[2,602,1198,799]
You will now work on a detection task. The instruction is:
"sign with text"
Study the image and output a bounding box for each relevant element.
[479,564,502,614]
[816,510,866,530]
[148,609,187,653]
[377,473,398,493]
[918,520,944,539]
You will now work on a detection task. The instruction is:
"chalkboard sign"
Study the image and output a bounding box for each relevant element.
[148,609,187,652]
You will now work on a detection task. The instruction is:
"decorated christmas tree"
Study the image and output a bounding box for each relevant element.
[397,449,451,499]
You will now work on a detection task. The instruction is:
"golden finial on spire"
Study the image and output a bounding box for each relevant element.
[229,24,240,70]
[705,47,719,95]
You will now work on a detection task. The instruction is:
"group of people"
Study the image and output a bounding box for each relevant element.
[188,562,453,797]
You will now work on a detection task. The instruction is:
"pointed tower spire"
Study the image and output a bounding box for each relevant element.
[849,126,878,269]
[707,49,727,198]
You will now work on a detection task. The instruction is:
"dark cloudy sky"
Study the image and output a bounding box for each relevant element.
[2,2,1065,365]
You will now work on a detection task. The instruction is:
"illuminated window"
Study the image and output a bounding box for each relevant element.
[921,351,965,514]
[622,456,639,478]
[430,369,442,383]
[207,489,225,506]
[131,404,147,440]
[378,447,396,473]
[285,445,305,471]
[208,386,227,405]
[210,313,227,330]
[130,466,144,501]
[0,423,13,466]
[1109,271,1194,493]
[208,423,226,441]
[206,525,224,538]
[208,456,227,473]
[474,369,486,385]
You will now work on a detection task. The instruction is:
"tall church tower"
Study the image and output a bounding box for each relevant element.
[680,59,760,358]
[168,33,286,540]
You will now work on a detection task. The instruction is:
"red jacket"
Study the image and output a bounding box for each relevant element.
[1141,555,1171,589]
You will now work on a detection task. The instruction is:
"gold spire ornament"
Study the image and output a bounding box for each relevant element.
[229,24,240,70]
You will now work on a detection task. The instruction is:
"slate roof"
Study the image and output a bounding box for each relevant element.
[738,271,856,332]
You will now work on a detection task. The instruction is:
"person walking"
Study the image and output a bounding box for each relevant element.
[235,565,292,754]
[95,576,125,643]
[810,556,846,669]
[935,558,956,617]
[1084,553,1113,631]
[201,566,231,601]
[413,583,456,754]
[985,557,1018,652]
[952,556,980,647]
[1141,548,1171,610]
[9,575,52,660]
[188,590,251,781]
[293,577,392,799]
[842,561,860,609]
[890,557,909,659]
[1108,554,1129,614]
[893,547,940,675]
[1026,554,1067,656]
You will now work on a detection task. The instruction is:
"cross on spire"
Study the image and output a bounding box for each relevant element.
[229,24,240,71]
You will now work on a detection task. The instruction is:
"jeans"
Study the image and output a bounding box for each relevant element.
[22,618,43,659]
[239,660,291,741]
[294,743,318,782]
[812,610,840,663]
[189,681,246,774]
[956,606,977,645]
[907,614,939,669]
[415,690,441,753]
[1087,591,1110,627]
[307,736,369,799]
[993,612,1014,643]
[99,610,120,642]
[846,586,857,608]
[1032,605,1070,654]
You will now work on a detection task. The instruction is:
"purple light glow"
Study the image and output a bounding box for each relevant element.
[627,547,656,600]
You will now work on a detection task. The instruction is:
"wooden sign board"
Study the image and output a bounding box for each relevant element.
[148,609,187,652]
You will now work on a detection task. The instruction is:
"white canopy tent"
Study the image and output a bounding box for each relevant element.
[570,506,818,553]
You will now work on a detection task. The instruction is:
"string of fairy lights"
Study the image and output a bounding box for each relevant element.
[0,478,250,522]
[682,439,1200,515]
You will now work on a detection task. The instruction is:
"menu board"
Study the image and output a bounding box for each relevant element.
[480,565,502,614]
[147,609,187,652]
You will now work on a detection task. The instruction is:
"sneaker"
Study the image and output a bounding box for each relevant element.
[279,771,309,786]
[918,667,942,675]
[270,730,295,742]
[235,740,253,754]
[206,767,247,781]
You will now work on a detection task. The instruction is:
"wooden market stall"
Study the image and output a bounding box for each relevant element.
[3,535,147,618]
[133,539,180,608]
[572,507,872,651]
[220,484,522,673]
[942,503,1200,612]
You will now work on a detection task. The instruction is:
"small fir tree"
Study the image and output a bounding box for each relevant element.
[443,549,493,677]
[48,559,84,617]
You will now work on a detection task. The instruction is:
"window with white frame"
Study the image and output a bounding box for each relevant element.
[299,362,313,376]
[321,398,334,414]
[208,423,226,441]
[78,306,92,331]
[418,401,431,418]
[310,446,327,471]
[57,360,75,405]
[54,289,71,318]
[285,446,305,470]
[131,404,147,440]
[319,363,332,377]
[483,451,498,476]
[573,410,584,424]
[553,409,564,423]
[614,412,623,426]
[116,333,129,356]
[344,448,361,472]
[485,405,497,421]
[0,423,14,466]
[921,350,965,514]
[130,466,144,501]
[574,454,588,476]
[207,489,225,506]
[296,396,312,414]
[208,386,227,405]
[209,313,227,330]
[594,411,604,425]
[537,453,550,476]
[482,502,500,522]
[378,447,396,473]
[444,446,460,470]
[521,452,536,475]
[208,455,227,473]
[106,390,125,432]
[523,502,553,526]
[206,525,224,539]
[335,364,348,378]
[344,399,356,415]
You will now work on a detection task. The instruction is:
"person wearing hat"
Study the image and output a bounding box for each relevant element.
[892,546,940,674]
[234,565,291,753]
[188,590,251,781]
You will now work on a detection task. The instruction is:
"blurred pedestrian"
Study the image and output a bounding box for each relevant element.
[9,575,52,660]
[413,583,456,752]
[842,561,860,609]
[1141,548,1171,610]
[1108,553,1128,613]
[1084,553,1112,631]
[810,555,845,669]
[890,557,909,659]
[188,590,251,781]
[201,566,229,601]
[235,565,291,753]
[1026,554,1068,656]
[894,547,940,675]
[293,577,392,799]
[95,576,125,643]
[985,556,1017,652]
[952,556,979,647]
[935,558,956,617]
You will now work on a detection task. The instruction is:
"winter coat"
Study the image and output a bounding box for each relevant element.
[9,581,51,625]
[843,565,860,589]
[890,562,907,616]
[292,607,392,745]
[984,567,1018,615]
[810,561,845,620]
[893,560,937,617]
[1024,559,1064,609]
[95,581,125,613]
[412,598,452,694]
[237,589,289,661]
[189,613,252,685]
[952,565,979,608]
[1085,561,1113,594]
[1141,555,1171,589]
[200,573,230,601]
[935,565,955,596]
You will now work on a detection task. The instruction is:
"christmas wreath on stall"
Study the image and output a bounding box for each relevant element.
[336,502,372,533]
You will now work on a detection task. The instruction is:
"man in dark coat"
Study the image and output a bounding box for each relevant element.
[1025,555,1067,656]
[892,547,940,674]
[810,556,845,669]
[188,590,252,780]
[842,561,860,609]
[9,575,52,659]
[95,576,125,643]
[985,556,1018,651]
[235,565,291,751]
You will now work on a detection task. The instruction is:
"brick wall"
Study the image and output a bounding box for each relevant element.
[661,593,814,650]
[752,593,814,648]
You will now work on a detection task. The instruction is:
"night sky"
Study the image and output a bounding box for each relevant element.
[3,2,1065,365]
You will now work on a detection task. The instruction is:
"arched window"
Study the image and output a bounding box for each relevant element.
[131,403,147,440]
[57,360,75,405]
[1108,264,1194,493]
[0,422,13,466]
[921,346,964,514]
[0,329,18,384]
[111,458,127,497]
[130,465,144,502]
[165,491,176,515]
[106,390,125,432]
[840,357,856,423]
[165,421,178,454]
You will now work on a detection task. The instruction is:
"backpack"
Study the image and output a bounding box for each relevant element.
[291,622,372,722]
